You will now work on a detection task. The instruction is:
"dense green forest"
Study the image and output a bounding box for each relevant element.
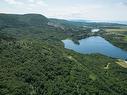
[0,13,127,95]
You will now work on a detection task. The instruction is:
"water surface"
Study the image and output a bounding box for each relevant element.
[62,36,127,59]
[91,29,100,32]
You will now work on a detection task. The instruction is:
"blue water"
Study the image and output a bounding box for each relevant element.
[62,36,127,59]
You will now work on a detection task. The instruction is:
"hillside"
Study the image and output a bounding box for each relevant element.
[0,13,48,28]
[1,38,127,95]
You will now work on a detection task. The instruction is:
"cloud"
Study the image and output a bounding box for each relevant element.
[3,0,48,13]
[4,0,23,5]
[43,4,103,19]
[4,0,47,6]
[1,0,127,21]
[121,1,127,6]
[28,0,34,3]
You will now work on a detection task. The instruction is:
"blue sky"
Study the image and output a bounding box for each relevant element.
[0,0,127,21]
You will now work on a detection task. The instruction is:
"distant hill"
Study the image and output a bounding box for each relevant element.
[111,21,127,25]
[49,18,127,29]
[69,19,127,27]
[0,13,48,28]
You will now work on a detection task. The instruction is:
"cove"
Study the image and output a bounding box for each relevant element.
[62,36,127,60]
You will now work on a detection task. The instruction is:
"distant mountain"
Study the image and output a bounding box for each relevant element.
[70,19,127,25]
[111,21,127,25]
[68,19,91,22]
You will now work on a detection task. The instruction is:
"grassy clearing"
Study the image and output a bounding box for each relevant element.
[104,63,111,70]
[116,59,127,68]
[105,29,127,33]
[89,73,97,81]
[124,36,127,41]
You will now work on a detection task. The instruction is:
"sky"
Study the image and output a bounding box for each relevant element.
[0,0,127,21]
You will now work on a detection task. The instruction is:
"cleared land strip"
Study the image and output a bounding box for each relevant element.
[116,59,127,68]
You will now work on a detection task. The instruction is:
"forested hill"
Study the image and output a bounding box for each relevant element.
[0,13,127,95]
[0,13,48,28]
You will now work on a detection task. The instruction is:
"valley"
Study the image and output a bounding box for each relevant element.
[0,13,127,95]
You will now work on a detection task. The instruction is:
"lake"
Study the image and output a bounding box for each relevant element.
[62,36,127,60]
[91,29,100,32]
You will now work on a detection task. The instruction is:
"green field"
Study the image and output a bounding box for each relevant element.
[105,28,127,33]
[124,36,127,41]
